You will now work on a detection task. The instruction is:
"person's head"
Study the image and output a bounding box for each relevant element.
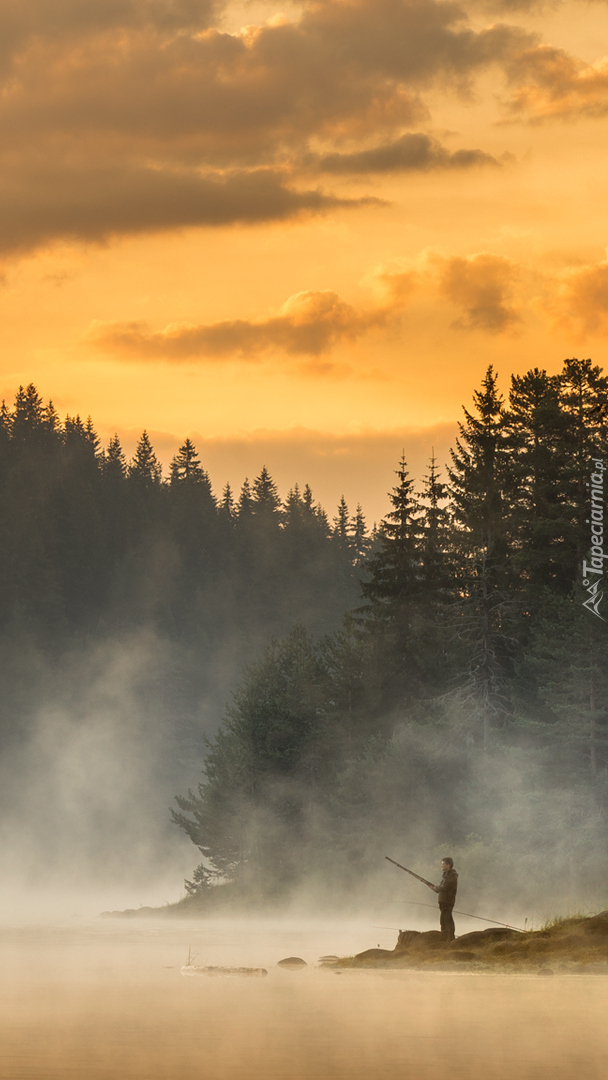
[441,857,454,871]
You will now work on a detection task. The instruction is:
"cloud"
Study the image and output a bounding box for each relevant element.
[90,248,533,364]
[0,162,378,255]
[311,132,502,173]
[0,3,533,159]
[0,0,535,256]
[505,45,608,120]
[544,260,608,335]
[90,289,390,360]
[0,0,219,71]
[437,252,521,331]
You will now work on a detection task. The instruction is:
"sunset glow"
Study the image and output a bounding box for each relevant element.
[2,0,608,516]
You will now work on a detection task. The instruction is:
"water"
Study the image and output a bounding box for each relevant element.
[0,918,606,1079]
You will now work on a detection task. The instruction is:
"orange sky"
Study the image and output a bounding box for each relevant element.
[2,0,608,520]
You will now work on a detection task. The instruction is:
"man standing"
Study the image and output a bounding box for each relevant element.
[433,857,458,941]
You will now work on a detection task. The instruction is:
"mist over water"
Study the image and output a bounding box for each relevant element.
[1,917,607,1080]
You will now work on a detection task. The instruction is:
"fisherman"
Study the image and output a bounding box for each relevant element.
[432,857,458,941]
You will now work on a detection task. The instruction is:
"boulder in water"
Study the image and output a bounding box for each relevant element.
[277,957,307,969]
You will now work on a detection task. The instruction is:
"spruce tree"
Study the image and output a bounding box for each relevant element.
[351,504,370,564]
[362,454,422,613]
[237,477,253,518]
[252,466,281,517]
[170,439,211,489]
[104,434,127,479]
[220,482,235,521]
[333,496,351,547]
[129,431,163,486]
[448,366,513,743]
[359,454,424,711]
[419,452,452,591]
[558,358,608,574]
[503,368,576,602]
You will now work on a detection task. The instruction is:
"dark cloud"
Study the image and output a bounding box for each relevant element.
[0,0,537,254]
[0,162,379,255]
[0,1,535,159]
[90,290,388,360]
[0,1,218,64]
[313,132,501,173]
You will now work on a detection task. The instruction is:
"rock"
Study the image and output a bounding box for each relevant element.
[582,912,608,937]
[277,957,307,969]
[453,928,521,947]
[396,930,445,952]
[396,930,421,950]
[354,948,396,961]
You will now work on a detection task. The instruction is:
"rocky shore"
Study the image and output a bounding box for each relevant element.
[323,912,608,973]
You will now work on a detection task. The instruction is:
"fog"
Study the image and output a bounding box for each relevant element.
[0,632,210,922]
[0,626,605,929]
[0,632,606,1079]
[1,918,608,1080]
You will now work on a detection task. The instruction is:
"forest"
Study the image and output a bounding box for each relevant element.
[172,358,608,911]
[1,359,607,910]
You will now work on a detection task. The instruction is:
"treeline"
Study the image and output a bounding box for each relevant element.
[173,359,608,907]
[0,384,368,748]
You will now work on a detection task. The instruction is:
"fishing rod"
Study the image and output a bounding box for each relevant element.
[385,855,436,890]
[395,900,525,933]
[385,855,525,932]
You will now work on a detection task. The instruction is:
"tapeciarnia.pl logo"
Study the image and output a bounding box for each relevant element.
[582,457,606,620]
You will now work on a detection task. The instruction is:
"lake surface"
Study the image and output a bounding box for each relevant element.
[0,917,606,1079]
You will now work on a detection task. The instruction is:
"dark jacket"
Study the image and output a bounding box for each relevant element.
[437,868,458,907]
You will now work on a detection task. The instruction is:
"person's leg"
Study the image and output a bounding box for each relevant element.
[439,904,455,941]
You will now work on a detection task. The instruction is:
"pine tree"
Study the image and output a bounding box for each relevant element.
[358,454,424,711]
[84,416,102,456]
[237,477,253,518]
[283,484,303,528]
[351,504,369,564]
[449,365,507,556]
[558,358,608,574]
[170,439,210,488]
[448,366,513,743]
[333,496,351,546]
[129,431,162,486]
[252,466,281,517]
[419,452,452,591]
[11,384,50,442]
[104,434,127,479]
[504,368,571,595]
[361,454,422,614]
[220,482,235,521]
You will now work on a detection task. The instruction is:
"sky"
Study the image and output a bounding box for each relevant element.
[1,0,608,520]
